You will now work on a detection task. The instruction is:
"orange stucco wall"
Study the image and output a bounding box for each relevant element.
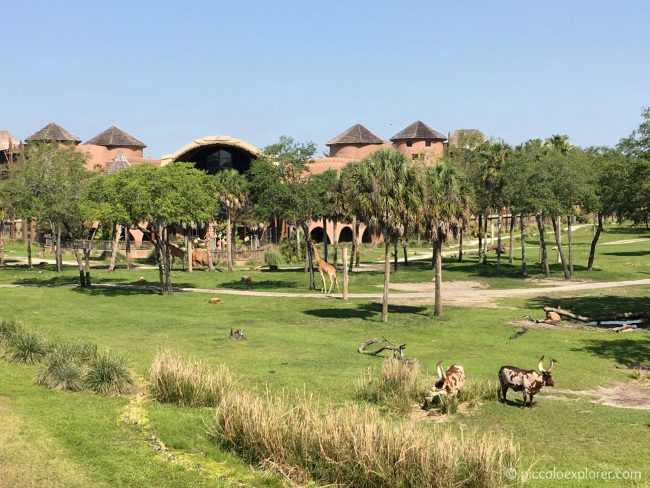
[392,140,444,161]
[328,143,391,159]
[79,144,144,171]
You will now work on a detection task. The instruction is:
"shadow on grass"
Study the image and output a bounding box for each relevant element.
[603,250,650,257]
[304,302,428,321]
[573,336,650,367]
[72,285,161,296]
[523,295,650,317]
[219,279,298,290]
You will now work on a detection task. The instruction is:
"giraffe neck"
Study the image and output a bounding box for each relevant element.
[312,245,324,265]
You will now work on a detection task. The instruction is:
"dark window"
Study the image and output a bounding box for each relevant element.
[425,140,432,147]
[412,154,419,160]
[406,141,413,147]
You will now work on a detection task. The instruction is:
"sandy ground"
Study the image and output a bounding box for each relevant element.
[549,383,650,410]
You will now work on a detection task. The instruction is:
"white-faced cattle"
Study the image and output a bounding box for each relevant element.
[498,356,555,407]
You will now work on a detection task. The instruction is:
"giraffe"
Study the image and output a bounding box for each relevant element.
[310,240,339,293]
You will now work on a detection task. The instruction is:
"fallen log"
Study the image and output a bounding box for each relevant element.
[358,338,406,359]
[543,307,590,322]
[610,324,637,333]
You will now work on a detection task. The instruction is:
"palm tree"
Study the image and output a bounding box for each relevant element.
[352,148,420,322]
[214,169,248,272]
[421,163,471,316]
[325,170,351,267]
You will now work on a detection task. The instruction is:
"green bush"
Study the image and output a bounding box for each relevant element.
[278,235,301,263]
[263,247,284,269]
[5,330,49,364]
[85,351,134,395]
[36,353,85,392]
[0,318,23,348]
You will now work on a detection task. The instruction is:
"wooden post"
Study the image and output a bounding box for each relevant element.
[186,232,193,273]
[343,247,349,301]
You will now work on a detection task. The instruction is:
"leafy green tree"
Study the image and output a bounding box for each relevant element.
[352,148,420,322]
[214,169,249,272]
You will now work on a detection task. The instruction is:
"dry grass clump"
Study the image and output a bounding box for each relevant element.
[427,379,500,415]
[355,358,424,413]
[209,389,520,488]
[35,340,99,392]
[149,349,235,407]
[630,368,650,385]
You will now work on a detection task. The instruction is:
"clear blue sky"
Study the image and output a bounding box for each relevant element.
[2,0,649,157]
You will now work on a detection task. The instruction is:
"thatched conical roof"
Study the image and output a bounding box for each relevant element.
[105,150,131,175]
[85,125,146,148]
[390,121,446,142]
[327,124,385,145]
[25,123,81,143]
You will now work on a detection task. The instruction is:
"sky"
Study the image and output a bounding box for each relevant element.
[1,0,649,158]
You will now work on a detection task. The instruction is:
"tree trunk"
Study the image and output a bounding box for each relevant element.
[27,217,33,270]
[382,238,391,323]
[322,217,328,261]
[587,213,603,271]
[226,210,232,272]
[350,216,357,272]
[567,215,573,277]
[333,218,338,267]
[83,246,92,287]
[342,247,349,301]
[482,212,489,264]
[296,226,301,260]
[551,216,570,280]
[56,222,63,272]
[477,214,483,263]
[0,219,4,266]
[72,243,86,287]
[155,224,166,294]
[458,227,463,263]
[186,231,193,273]
[496,215,502,272]
[555,216,562,264]
[508,213,515,264]
[354,219,361,267]
[434,238,443,317]
[108,222,120,272]
[520,213,527,276]
[163,229,173,294]
[393,240,398,272]
[125,225,132,270]
[535,214,550,277]
[302,223,315,290]
[402,239,408,266]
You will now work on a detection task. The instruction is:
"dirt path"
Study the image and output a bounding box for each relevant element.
[4,278,648,307]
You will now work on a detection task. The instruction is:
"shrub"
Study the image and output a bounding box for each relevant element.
[149,350,235,407]
[0,318,23,348]
[263,247,284,269]
[426,379,500,414]
[51,340,98,364]
[355,358,423,414]
[85,351,134,395]
[278,235,301,263]
[209,390,520,488]
[5,329,49,364]
[36,353,85,392]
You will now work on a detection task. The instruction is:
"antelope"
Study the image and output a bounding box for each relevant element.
[425,361,465,404]
[498,356,555,407]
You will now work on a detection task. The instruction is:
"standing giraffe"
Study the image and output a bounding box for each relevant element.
[310,241,339,293]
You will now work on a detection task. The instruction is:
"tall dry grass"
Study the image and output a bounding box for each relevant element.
[209,389,520,488]
[149,349,235,407]
[355,358,424,413]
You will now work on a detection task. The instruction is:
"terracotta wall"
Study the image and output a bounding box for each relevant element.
[392,140,444,161]
[328,143,390,159]
[78,144,144,171]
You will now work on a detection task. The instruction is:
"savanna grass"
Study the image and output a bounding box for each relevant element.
[149,349,235,407]
[355,357,424,413]
[85,350,134,395]
[35,340,98,392]
[209,389,520,488]
[4,329,49,364]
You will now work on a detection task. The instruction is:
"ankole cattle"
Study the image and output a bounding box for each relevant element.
[498,356,555,407]
[431,362,466,397]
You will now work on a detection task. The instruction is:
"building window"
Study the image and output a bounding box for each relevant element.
[406,141,413,147]
[425,140,432,147]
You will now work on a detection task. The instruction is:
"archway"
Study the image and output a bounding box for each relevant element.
[338,226,353,243]
[310,227,325,242]
[361,228,373,243]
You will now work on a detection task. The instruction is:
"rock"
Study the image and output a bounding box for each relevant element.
[208,297,223,304]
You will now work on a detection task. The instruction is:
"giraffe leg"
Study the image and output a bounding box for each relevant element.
[320,270,327,293]
[334,274,339,292]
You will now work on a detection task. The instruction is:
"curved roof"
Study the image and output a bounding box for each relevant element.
[26,123,80,143]
[161,135,261,166]
[85,125,146,148]
[390,121,446,141]
[327,124,385,145]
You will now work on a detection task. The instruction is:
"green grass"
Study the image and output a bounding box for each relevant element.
[0,226,649,486]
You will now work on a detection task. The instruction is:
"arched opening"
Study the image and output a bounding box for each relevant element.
[361,228,373,243]
[338,226,353,243]
[175,145,255,174]
[310,227,325,242]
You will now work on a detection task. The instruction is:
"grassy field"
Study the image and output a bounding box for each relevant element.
[0,224,649,487]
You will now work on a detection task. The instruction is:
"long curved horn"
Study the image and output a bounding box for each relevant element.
[538,355,546,372]
[548,358,555,372]
[436,361,444,380]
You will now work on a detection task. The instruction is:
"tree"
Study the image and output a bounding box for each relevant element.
[214,169,249,272]
[113,163,217,294]
[352,148,420,322]
[421,163,471,316]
